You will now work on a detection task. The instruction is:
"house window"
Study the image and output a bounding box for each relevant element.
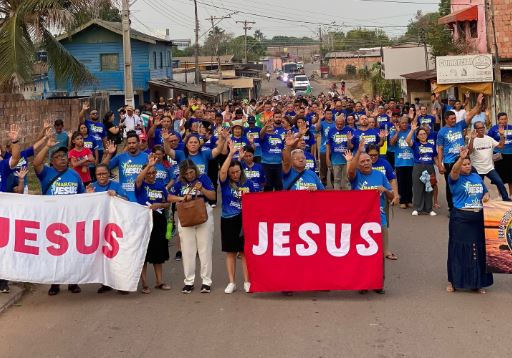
[153,52,157,69]
[470,21,478,38]
[160,52,163,68]
[100,54,119,71]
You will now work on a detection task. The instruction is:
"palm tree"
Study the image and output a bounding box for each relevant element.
[254,29,264,42]
[0,0,95,92]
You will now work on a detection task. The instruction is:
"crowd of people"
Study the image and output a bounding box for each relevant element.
[0,88,510,296]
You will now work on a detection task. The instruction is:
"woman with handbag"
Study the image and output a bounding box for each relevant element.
[405,121,441,216]
[168,159,216,294]
[219,143,256,294]
[135,154,171,294]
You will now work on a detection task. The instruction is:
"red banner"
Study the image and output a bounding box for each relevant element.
[242,190,383,292]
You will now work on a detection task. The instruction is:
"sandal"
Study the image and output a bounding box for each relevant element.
[446,284,455,293]
[141,286,151,294]
[155,283,171,290]
[385,253,398,260]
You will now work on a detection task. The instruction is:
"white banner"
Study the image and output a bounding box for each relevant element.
[0,192,153,291]
[436,54,494,84]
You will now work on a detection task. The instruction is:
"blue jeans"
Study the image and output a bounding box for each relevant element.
[480,169,510,201]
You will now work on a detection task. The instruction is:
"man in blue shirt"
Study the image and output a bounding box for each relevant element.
[315,108,336,186]
[34,134,85,296]
[375,105,391,130]
[102,131,149,202]
[326,114,354,190]
[416,105,438,129]
[260,117,284,191]
[437,106,474,211]
[79,103,107,161]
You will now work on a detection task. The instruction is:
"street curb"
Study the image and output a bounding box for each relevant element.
[0,285,26,315]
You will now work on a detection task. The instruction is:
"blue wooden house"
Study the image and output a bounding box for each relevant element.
[48,19,173,109]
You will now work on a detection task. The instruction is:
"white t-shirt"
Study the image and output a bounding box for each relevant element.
[123,114,142,136]
[454,109,466,123]
[470,135,499,174]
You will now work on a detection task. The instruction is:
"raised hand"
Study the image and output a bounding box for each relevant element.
[411,121,418,131]
[238,147,246,159]
[43,119,53,130]
[359,137,366,151]
[86,183,95,193]
[379,129,387,139]
[343,149,353,162]
[470,130,477,139]
[477,93,484,105]
[46,134,57,148]
[285,132,299,147]
[106,140,117,155]
[7,123,20,142]
[147,153,157,167]
[499,126,505,137]
[228,140,235,154]
[408,107,415,119]
[459,146,469,158]
[15,167,29,179]
[82,102,90,112]
[346,131,353,141]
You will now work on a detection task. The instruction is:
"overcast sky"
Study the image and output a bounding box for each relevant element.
[128,0,440,44]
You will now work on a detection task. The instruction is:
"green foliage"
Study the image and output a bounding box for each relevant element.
[172,47,195,57]
[346,64,357,76]
[0,0,95,92]
[70,0,121,30]
[367,62,401,99]
[325,28,390,52]
[439,0,451,17]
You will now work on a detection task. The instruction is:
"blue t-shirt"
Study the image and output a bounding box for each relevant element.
[372,157,396,181]
[170,174,215,202]
[83,134,98,153]
[0,158,15,192]
[417,115,435,128]
[305,151,316,172]
[394,130,414,167]
[242,162,265,192]
[37,166,85,195]
[412,141,437,165]
[4,146,34,186]
[387,127,397,153]
[352,128,380,152]
[427,130,437,146]
[320,120,336,153]
[376,114,391,130]
[109,151,149,202]
[244,127,262,157]
[261,133,284,165]
[488,125,512,154]
[220,178,256,218]
[175,149,213,175]
[292,127,316,152]
[136,181,169,206]
[448,173,488,209]
[285,111,297,118]
[154,162,173,186]
[91,180,128,198]
[437,121,467,164]
[350,169,392,226]
[283,168,324,191]
[327,126,353,165]
[154,128,182,146]
[231,136,250,160]
[85,120,106,151]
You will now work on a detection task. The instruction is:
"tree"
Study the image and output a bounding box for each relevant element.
[0,0,95,92]
[202,26,233,56]
[254,29,264,42]
[401,10,459,57]
[70,0,121,30]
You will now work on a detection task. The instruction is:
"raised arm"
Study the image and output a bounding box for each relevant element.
[405,121,418,147]
[212,129,229,158]
[6,124,21,169]
[450,147,469,181]
[101,140,117,165]
[79,102,89,124]
[346,138,365,181]
[389,123,400,145]
[34,134,56,174]
[219,141,236,183]
[135,154,155,189]
[282,132,299,174]
[465,93,484,126]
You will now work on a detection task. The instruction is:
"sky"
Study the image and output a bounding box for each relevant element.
[127,0,440,44]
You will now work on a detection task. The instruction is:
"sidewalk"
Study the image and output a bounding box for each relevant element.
[0,284,26,314]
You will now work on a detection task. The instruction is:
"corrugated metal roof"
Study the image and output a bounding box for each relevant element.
[401,69,437,80]
[148,79,231,96]
[56,19,172,45]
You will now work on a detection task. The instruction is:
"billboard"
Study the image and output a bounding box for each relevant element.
[436,54,493,84]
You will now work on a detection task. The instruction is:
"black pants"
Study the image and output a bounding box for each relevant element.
[396,166,413,204]
[263,163,283,191]
[443,162,456,210]
[386,152,395,168]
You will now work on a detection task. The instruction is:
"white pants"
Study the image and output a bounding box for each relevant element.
[178,205,214,286]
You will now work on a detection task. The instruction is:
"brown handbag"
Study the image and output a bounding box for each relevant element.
[176,187,208,227]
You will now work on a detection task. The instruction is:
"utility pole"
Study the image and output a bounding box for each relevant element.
[206,15,231,79]
[319,26,323,66]
[420,29,429,70]
[194,0,201,85]
[236,20,255,64]
[121,0,134,106]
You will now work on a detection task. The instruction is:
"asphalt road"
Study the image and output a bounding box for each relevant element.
[261,63,330,97]
[2,176,512,358]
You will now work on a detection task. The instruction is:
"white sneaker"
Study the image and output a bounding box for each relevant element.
[429,211,437,216]
[224,282,236,294]
[411,210,419,216]
[244,282,251,293]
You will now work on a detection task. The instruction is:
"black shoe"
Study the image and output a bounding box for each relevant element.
[175,251,182,261]
[373,289,385,294]
[68,284,82,294]
[48,284,60,296]
[358,290,369,294]
[0,281,9,293]
[200,284,211,293]
[97,285,113,294]
[181,285,194,294]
